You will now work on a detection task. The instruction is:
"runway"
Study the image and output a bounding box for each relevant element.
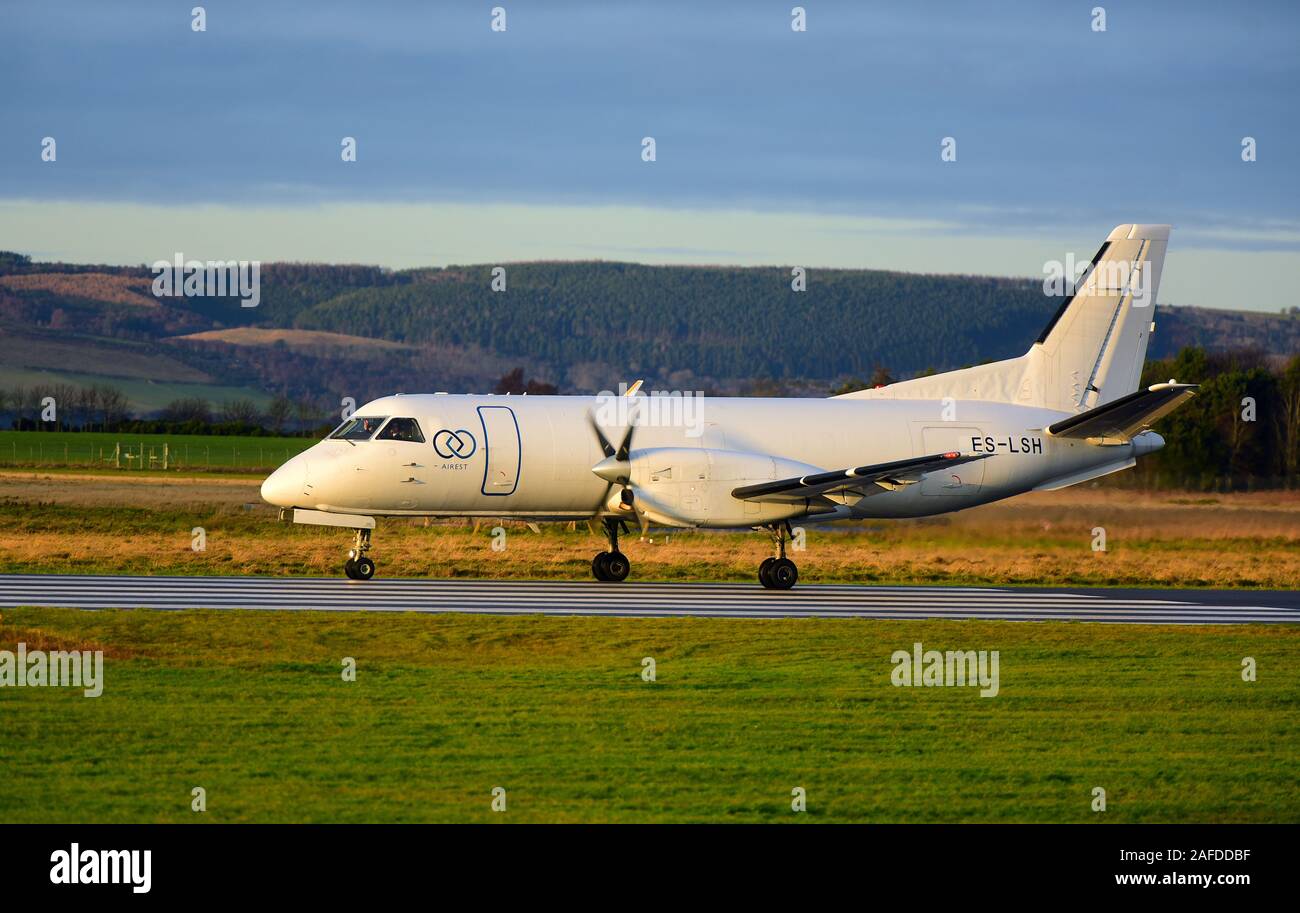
[0,574,1297,624]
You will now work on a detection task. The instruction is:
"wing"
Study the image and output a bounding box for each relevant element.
[731,451,991,504]
[1046,382,1198,443]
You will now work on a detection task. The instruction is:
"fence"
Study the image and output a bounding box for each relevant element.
[0,439,304,472]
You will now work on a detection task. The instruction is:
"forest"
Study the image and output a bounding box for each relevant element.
[1,252,1297,485]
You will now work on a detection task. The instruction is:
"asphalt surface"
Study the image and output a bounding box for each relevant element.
[1,574,1298,624]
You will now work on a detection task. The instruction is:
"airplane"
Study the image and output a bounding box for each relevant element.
[260,223,1196,588]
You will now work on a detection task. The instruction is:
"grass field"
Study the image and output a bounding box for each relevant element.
[1,607,1295,823]
[0,430,311,472]
[1,473,1295,824]
[0,367,277,415]
[1,472,1296,587]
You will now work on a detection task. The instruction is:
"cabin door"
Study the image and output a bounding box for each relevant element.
[478,405,521,496]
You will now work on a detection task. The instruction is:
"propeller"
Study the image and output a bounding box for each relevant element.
[588,410,638,515]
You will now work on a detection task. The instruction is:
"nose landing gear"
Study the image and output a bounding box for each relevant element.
[758,522,798,590]
[592,518,631,582]
[344,528,376,580]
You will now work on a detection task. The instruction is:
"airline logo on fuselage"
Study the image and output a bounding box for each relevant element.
[433,429,477,460]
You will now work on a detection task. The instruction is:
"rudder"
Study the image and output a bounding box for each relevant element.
[1032,223,1169,412]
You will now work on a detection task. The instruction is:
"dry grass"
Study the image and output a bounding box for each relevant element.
[0,474,1296,587]
[0,470,265,507]
[0,619,137,659]
[0,272,157,306]
[172,327,415,350]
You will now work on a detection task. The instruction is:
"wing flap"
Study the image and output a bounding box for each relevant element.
[731,451,990,503]
[1046,382,1197,442]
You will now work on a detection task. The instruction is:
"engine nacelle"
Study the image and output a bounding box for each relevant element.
[623,447,829,528]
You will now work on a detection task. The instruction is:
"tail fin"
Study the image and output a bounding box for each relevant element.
[1030,224,1168,412]
[831,223,1170,413]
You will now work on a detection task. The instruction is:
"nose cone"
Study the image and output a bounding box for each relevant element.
[1133,430,1165,457]
[592,455,631,484]
[261,456,307,508]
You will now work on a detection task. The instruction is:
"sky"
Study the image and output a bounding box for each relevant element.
[2,0,1298,311]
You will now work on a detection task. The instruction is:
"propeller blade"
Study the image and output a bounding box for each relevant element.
[614,423,635,462]
[592,480,614,514]
[587,413,617,459]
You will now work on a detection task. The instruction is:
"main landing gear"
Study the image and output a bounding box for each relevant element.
[592,518,631,582]
[758,522,798,590]
[344,528,376,580]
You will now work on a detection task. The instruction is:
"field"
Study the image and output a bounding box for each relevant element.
[0,430,311,472]
[0,470,1297,587]
[1,469,1296,824]
[173,327,416,350]
[1,606,1296,823]
[0,331,207,382]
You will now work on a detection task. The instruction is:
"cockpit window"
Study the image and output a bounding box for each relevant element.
[329,416,389,441]
[375,417,425,443]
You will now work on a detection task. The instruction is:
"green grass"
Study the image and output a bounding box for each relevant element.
[0,430,312,471]
[0,365,276,414]
[1,607,1296,823]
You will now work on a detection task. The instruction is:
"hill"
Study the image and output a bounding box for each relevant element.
[0,252,1296,409]
[173,327,416,351]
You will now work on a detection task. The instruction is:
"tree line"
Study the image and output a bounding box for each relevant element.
[4,354,1298,487]
[2,385,331,437]
[1135,348,1300,486]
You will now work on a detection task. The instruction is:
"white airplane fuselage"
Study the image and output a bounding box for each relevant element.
[260,393,1158,527]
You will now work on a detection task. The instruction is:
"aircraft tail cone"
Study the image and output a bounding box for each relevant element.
[1133,430,1165,456]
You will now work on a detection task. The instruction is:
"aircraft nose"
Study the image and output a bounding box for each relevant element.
[261,457,307,508]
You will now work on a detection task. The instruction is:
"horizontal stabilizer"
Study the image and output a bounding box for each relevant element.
[732,451,990,503]
[1045,382,1197,443]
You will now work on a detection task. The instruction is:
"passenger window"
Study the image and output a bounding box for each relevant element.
[376,417,425,443]
[329,416,389,441]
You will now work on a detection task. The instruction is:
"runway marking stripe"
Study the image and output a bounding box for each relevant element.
[5,599,1286,614]
[1,600,1295,623]
[11,590,1290,611]
[3,587,1292,609]
[1,576,1296,625]
[0,587,1216,608]
[2,598,1289,619]
[0,602,1269,624]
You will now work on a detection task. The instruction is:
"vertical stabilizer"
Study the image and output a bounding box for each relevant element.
[1032,224,1168,412]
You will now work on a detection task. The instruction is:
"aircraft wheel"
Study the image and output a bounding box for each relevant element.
[758,557,776,588]
[769,558,798,590]
[604,552,631,582]
[352,556,376,581]
[592,551,611,581]
[344,558,358,579]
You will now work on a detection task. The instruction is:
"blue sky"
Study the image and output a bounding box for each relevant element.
[2,1,1298,310]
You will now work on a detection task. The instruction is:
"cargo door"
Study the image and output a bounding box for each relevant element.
[478,405,521,496]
